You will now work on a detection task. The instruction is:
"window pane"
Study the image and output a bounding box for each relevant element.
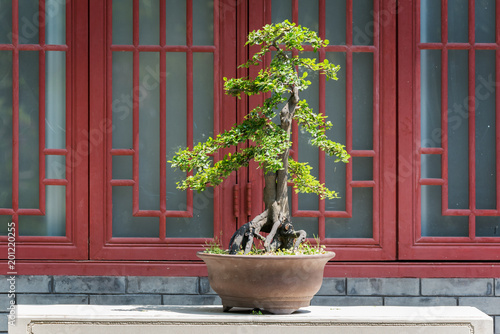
[272,0,292,24]
[299,0,318,33]
[352,0,374,45]
[0,51,13,208]
[326,187,373,238]
[193,53,213,143]
[166,0,186,45]
[166,189,213,238]
[45,51,66,149]
[139,52,160,211]
[46,155,65,179]
[0,0,12,44]
[45,0,66,45]
[19,51,39,209]
[475,50,496,210]
[421,154,441,179]
[19,0,39,44]
[420,0,441,43]
[352,52,373,150]
[448,0,468,43]
[0,216,13,236]
[139,0,159,45]
[112,0,133,45]
[112,51,133,149]
[325,0,346,45]
[112,155,133,180]
[476,216,500,237]
[420,50,441,148]
[192,0,213,45]
[352,157,372,181]
[475,0,495,43]
[448,50,469,210]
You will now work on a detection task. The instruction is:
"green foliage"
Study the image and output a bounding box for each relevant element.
[169,20,350,198]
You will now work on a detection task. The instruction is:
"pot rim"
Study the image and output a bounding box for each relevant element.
[196,250,335,261]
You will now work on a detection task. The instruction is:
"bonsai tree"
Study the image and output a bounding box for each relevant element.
[170,20,350,254]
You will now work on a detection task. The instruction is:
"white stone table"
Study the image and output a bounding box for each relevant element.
[9,304,493,334]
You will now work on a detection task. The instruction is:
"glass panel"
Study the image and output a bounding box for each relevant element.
[46,155,65,179]
[325,187,373,238]
[112,0,133,45]
[352,157,372,181]
[166,189,213,238]
[166,52,187,210]
[45,0,66,45]
[166,0,186,45]
[288,187,319,237]
[112,186,158,237]
[476,216,500,237]
[139,52,160,210]
[19,51,39,209]
[19,185,66,236]
[272,0,292,24]
[112,51,133,149]
[475,0,495,43]
[352,0,374,45]
[298,0,318,33]
[193,53,213,143]
[0,51,12,208]
[448,50,469,209]
[139,0,159,45]
[325,52,346,212]
[475,50,496,209]
[0,0,12,44]
[420,50,442,148]
[352,52,373,150]
[298,52,319,211]
[325,0,346,45]
[18,0,39,44]
[45,51,66,149]
[448,0,468,43]
[0,216,13,236]
[421,185,469,237]
[112,155,133,180]
[421,154,441,179]
[420,0,441,43]
[192,0,213,45]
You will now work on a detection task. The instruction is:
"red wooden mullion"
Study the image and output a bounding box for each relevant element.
[185,0,194,219]
[414,0,423,243]
[212,0,221,237]
[38,0,46,216]
[468,0,477,238]
[440,0,449,218]
[318,0,326,241]
[159,0,167,240]
[372,0,381,245]
[132,0,140,215]
[11,0,20,237]
[105,0,114,243]
[496,0,500,213]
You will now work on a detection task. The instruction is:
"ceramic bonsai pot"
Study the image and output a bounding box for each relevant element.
[197,251,335,314]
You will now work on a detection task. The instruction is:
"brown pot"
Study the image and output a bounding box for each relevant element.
[197,251,335,314]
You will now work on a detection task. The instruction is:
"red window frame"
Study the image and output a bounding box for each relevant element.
[0,0,89,260]
[398,0,500,260]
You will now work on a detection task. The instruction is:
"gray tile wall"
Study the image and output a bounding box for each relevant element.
[1,276,499,333]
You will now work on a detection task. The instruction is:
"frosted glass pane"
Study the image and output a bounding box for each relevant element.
[166,189,213,238]
[298,0,318,33]
[139,52,160,211]
[112,0,133,45]
[18,0,38,44]
[19,185,66,236]
[166,53,187,210]
[46,155,65,179]
[476,216,500,237]
[112,155,133,180]
[45,0,65,45]
[325,0,346,45]
[352,52,373,150]
[0,216,12,235]
[352,0,373,45]
[448,0,468,43]
[420,0,441,43]
[420,50,441,148]
[45,51,66,149]
[19,51,39,209]
[475,0,495,43]
[287,187,318,236]
[112,51,133,149]
[112,186,158,237]
[166,0,186,45]
[272,0,292,24]
[325,187,373,238]
[139,0,159,45]
[0,51,12,208]
[421,185,468,237]
[448,50,469,210]
[0,0,12,44]
[352,157,372,181]
[192,0,213,45]
[193,53,213,143]
[421,154,441,179]
[475,50,496,209]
